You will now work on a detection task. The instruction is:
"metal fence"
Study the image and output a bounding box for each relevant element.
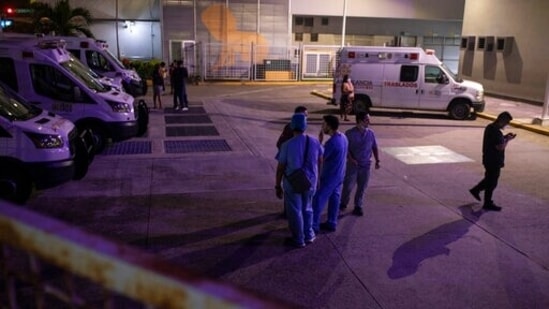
[0,201,284,308]
[183,43,339,82]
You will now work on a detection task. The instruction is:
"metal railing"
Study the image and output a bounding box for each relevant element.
[0,200,284,308]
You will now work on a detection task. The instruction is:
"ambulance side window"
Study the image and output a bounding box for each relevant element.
[425,66,443,84]
[86,51,112,72]
[68,49,81,59]
[0,57,19,92]
[30,64,78,102]
[400,65,418,82]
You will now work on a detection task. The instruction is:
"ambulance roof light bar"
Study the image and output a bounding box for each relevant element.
[38,39,66,49]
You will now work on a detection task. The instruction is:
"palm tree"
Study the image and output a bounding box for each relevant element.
[30,0,93,37]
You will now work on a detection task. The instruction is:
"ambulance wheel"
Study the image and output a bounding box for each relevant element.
[136,99,149,137]
[73,137,89,180]
[353,97,371,115]
[87,124,109,154]
[0,165,33,205]
[449,101,471,120]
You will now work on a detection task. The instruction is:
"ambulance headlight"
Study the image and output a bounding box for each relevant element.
[24,132,64,149]
[106,100,132,113]
[475,90,484,102]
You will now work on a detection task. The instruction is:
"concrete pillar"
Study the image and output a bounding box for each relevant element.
[533,73,549,126]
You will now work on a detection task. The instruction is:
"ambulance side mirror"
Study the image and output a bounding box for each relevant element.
[437,74,449,84]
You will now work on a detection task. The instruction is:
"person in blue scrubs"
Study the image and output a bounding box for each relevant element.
[275,114,323,248]
[312,115,348,232]
[340,112,380,216]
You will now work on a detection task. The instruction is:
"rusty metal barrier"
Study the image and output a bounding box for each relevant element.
[0,200,285,308]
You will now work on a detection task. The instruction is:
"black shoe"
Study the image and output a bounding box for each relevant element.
[483,204,502,211]
[352,208,364,216]
[284,237,305,248]
[469,188,481,201]
[340,205,347,211]
[320,222,336,232]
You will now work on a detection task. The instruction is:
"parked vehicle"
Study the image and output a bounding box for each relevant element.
[333,46,485,120]
[0,81,94,204]
[61,36,147,97]
[0,37,148,152]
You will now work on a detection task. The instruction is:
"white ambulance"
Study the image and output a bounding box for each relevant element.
[0,37,148,152]
[0,81,93,204]
[333,46,485,120]
[60,36,147,97]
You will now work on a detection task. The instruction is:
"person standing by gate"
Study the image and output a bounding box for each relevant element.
[172,60,189,111]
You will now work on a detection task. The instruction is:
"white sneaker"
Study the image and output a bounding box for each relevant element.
[182,107,189,111]
[174,107,180,111]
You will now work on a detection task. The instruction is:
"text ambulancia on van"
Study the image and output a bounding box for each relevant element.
[0,37,147,152]
[0,81,94,204]
[333,46,485,120]
[61,37,147,97]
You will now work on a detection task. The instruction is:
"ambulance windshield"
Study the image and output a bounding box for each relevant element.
[102,48,126,71]
[0,85,40,121]
[61,61,108,92]
[441,63,462,82]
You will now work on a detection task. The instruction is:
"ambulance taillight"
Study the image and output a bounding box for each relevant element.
[80,41,89,48]
[348,51,355,59]
[22,51,33,58]
[410,53,419,60]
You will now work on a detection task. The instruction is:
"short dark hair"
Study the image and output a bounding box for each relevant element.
[294,105,307,113]
[355,112,369,123]
[323,114,339,131]
[496,111,513,122]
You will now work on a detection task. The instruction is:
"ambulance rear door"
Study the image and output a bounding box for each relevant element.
[381,64,420,109]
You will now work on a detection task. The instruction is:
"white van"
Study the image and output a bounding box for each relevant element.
[333,46,485,120]
[0,81,93,204]
[60,37,147,97]
[0,37,148,152]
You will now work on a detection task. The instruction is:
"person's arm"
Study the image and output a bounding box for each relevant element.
[496,132,516,151]
[373,145,380,169]
[275,163,285,199]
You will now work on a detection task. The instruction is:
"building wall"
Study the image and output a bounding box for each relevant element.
[290,0,465,20]
[38,0,162,60]
[461,0,549,102]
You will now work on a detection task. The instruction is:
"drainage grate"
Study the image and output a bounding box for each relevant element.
[101,141,152,155]
[166,126,219,137]
[164,139,231,153]
[165,106,206,114]
[165,115,212,124]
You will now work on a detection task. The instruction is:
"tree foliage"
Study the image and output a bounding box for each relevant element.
[30,0,94,37]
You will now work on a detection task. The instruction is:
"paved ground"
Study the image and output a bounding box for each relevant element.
[24,83,549,308]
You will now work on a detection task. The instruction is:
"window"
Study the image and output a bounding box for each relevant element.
[30,64,77,102]
[400,65,418,82]
[460,37,467,49]
[321,17,329,26]
[86,51,112,72]
[68,49,81,58]
[0,57,18,92]
[304,17,314,27]
[295,32,303,42]
[310,33,318,42]
[477,37,486,50]
[425,66,443,83]
[295,16,303,26]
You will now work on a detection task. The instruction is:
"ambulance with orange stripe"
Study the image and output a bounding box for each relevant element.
[333,46,485,120]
